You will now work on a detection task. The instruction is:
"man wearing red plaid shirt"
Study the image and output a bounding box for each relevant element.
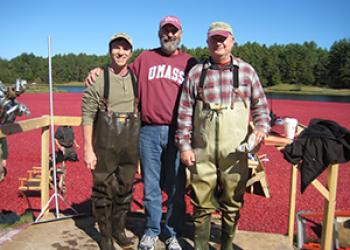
[176,21,271,250]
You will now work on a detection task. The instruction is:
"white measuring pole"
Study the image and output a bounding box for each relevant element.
[48,36,60,217]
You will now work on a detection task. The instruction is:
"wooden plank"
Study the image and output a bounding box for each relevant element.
[28,170,41,179]
[40,126,50,215]
[0,116,49,138]
[19,186,41,191]
[311,179,329,201]
[288,164,298,244]
[23,178,41,182]
[53,116,82,126]
[321,164,339,250]
[0,115,82,138]
[246,172,265,188]
[259,174,271,198]
[264,135,292,147]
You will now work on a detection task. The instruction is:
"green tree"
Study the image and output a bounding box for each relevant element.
[0,58,12,83]
[313,47,329,86]
[262,45,282,86]
[278,43,318,85]
[235,42,280,86]
[327,39,350,88]
[8,53,46,83]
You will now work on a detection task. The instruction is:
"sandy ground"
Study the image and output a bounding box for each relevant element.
[0,213,295,250]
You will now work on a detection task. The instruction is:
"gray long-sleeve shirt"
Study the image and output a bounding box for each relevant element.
[82,69,135,125]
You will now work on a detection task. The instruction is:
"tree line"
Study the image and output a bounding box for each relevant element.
[0,39,349,88]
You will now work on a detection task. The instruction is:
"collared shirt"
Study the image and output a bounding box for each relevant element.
[176,56,271,152]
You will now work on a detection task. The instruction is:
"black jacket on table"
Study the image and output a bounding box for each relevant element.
[283,118,350,193]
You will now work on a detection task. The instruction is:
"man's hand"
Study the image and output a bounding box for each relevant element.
[181,150,196,167]
[84,148,97,171]
[253,130,267,145]
[84,67,103,87]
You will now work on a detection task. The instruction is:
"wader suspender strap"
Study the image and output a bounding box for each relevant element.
[198,59,239,90]
[103,66,110,112]
[127,67,138,98]
[127,67,139,113]
[199,64,208,88]
[233,65,239,89]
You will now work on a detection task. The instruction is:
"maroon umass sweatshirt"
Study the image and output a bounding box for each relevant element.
[130,48,195,125]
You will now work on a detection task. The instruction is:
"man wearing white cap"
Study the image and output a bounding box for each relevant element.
[85,16,197,250]
[176,22,271,250]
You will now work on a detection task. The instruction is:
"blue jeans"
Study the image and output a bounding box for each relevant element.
[140,124,186,238]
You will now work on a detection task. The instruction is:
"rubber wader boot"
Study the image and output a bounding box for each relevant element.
[95,204,116,250]
[112,196,136,248]
[112,210,135,248]
[220,215,238,250]
[194,214,211,250]
[220,232,234,250]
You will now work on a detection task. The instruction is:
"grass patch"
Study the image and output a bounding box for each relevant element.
[23,82,84,93]
[23,83,50,93]
[56,81,84,86]
[0,211,34,230]
[265,84,350,96]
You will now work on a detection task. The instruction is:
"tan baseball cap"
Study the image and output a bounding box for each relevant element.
[109,32,133,48]
[208,22,233,38]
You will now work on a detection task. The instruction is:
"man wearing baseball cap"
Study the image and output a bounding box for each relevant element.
[176,21,270,250]
[133,15,197,250]
[84,16,197,250]
[82,32,139,250]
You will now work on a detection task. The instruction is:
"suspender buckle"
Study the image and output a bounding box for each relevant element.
[115,113,129,124]
[117,117,127,123]
[208,103,228,111]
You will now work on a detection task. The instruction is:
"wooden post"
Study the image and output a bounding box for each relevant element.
[40,125,50,216]
[288,164,298,244]
[321,164,339,250]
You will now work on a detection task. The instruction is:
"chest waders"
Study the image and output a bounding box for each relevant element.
[92,66,140,250]
[191,60,251,250]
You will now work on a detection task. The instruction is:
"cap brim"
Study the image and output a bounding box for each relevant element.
[208,30,231,38]
[110,36,133,48]
[160,22,182,31]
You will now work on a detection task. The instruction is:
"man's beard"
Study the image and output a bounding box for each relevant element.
[160,37,180,55]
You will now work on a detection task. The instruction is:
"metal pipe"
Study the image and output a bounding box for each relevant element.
[48,36,60,218]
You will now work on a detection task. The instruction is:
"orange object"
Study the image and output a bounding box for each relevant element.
[264,135,292,146]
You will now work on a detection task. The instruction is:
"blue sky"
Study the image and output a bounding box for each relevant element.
[1,0,349,60]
